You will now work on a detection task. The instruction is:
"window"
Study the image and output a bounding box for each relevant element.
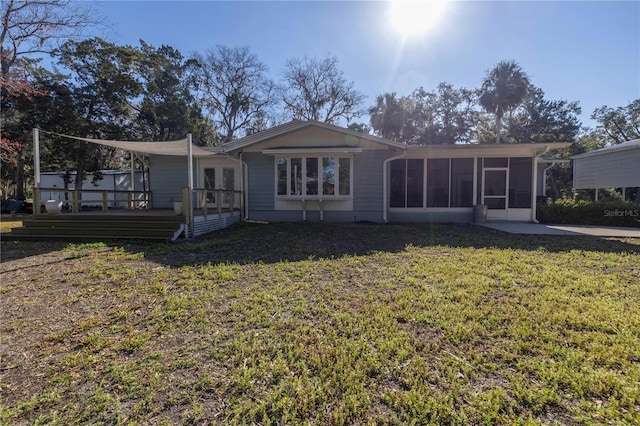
[204,167,215,203]
[407,159,424,207]
[323,157,335,195]
[290,158,302,195]
[390,158,474,208]
[390,160,406,208]
[426,159,449,207]
[451,158,474,207]
[484,157,508,168]
[508,157,532,208]
[277,158,287,195]
[306,157,319,195]
[276,156,351,198]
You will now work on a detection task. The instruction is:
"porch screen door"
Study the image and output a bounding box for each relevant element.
[483,169,507,220]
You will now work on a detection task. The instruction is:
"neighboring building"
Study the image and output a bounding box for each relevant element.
[149,120,570,223]
[40,170,148,207]
[572,139,640,201]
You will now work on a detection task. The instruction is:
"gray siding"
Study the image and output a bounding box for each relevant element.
[149,155,189,208]
[245,152,275,212]
[388,210,474,223]
[352,150,389,218]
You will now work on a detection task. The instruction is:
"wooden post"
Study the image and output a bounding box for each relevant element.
[33,187,41,216]
[102,191,108,212]
[33,129,41,216]
[217,189,222,215]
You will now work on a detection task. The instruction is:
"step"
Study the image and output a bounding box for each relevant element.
[10,226,179,238]
[32,214,185,222]
[22,219,182,230]
[2,233,174,242]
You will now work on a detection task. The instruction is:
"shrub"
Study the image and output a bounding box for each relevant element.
[537,198,640,227]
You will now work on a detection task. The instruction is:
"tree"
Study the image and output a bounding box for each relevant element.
[192,45,275,143]
[369,84,477,145]
[591,99,640,144]
[409,84,478,145]
[1,0,100,198]
[479,85,582,144]
[0,56,51,198]
[54,38,144,191]
[369,92,409,140]
[347,122,371,134]
[479,60,530,144]
[1,0,99,78]
[135,41,216,146]
[280,54,365,124]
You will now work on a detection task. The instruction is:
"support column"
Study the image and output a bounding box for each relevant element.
[33,129,41,216]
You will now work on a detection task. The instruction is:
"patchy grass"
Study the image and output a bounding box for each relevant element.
[1,223,639,425]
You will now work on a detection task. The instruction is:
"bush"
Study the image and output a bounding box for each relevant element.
[537,198,640,228]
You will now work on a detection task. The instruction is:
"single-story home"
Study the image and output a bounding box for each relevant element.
[148,120,570,224]
[572,139,640,201]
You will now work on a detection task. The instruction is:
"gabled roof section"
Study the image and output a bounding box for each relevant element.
[214,120,407,153]
[571,139,640,159]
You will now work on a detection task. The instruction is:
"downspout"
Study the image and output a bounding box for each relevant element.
[531,146,550,223]
[243,158,249,221]
[382,149,407,223]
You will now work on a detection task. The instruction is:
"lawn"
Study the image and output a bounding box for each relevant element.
[1,223,639,425]
[0,214,24,234]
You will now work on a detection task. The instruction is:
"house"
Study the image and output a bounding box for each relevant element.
[148,120,571,226]
[572,139,640,201]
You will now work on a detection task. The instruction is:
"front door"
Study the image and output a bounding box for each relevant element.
[483,169,508,220]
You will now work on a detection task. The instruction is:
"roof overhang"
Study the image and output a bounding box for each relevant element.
[405,142,572,156]
[262,146,364,155]
[571,139,640,159]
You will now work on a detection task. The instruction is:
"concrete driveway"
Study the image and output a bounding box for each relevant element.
[478,222,640,238]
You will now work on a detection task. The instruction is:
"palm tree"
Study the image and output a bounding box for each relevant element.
[479,61,529,143]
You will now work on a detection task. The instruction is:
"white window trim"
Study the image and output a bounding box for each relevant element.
[274,154,354,200]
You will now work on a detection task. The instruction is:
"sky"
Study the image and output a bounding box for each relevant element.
[94,0,640,129]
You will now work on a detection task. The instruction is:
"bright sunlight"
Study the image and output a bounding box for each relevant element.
[390,0,449,38]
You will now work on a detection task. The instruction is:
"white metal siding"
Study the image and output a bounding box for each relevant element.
[574,149,640,189]
[149,155,189,208]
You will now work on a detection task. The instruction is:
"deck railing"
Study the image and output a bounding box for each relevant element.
[181,187,243,237]
[34,187,152,215]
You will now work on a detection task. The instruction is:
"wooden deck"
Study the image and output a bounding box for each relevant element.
[5,208,241,242]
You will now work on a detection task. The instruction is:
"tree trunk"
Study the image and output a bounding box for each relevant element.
[15,152,25,200]
[74,166,84,202]
[549,169,560,200]
[495,113,502,144]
